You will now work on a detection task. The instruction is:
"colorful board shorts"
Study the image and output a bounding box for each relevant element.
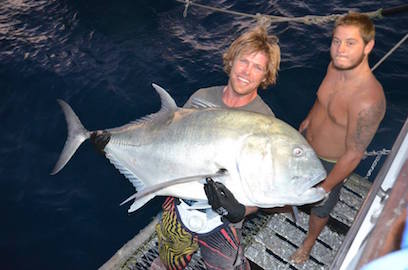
[155,197,248,270]
[311,158,344,218]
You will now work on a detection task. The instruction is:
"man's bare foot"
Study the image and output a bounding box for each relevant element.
[150,257,166,270]
[290,244,312,264]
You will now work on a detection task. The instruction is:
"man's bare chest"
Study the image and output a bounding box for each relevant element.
[318,87,349,127]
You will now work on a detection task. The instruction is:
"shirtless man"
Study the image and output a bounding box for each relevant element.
[290,12,386,264]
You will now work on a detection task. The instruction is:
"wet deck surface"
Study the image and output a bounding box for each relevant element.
[100,174,371,270]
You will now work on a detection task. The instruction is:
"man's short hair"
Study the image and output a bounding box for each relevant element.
[223,26,281,89]
[335,12,375,44]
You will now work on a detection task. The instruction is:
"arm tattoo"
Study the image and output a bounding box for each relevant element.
[353,100,385,152]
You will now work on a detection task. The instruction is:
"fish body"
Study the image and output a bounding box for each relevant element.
[52,84,326,212]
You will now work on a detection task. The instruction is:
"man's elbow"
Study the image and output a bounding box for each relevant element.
[347,150,365,166]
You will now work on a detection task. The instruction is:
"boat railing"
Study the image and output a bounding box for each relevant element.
[331,117,408,270]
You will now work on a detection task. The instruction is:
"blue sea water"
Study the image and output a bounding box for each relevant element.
[0,1,407,269]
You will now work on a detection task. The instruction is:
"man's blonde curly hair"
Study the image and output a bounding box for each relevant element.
[223,26,281,89]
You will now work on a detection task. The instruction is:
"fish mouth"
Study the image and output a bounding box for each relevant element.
[293,186,326,205]
[260,178,327,207]
[295,171,326,196]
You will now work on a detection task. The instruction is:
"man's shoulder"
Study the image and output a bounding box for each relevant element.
[184,85,225,108]
[348,76,386,121]
[191,86,224,97]
[251,95,274,116]
[353,75,385,106]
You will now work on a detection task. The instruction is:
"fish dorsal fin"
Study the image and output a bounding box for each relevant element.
[190,98,220,109]
[151,83,178,112]
[130,83,178,126]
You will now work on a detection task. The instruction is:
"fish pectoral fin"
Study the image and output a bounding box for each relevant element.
[120,170,229,208]
[128,194,155,213]
[120,192,138,206]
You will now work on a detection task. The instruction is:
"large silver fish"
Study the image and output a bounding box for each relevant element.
[51,83,326,212]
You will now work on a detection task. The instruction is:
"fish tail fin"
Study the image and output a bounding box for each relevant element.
[50,99,91,175]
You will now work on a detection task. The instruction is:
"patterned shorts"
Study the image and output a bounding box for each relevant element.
[155,197,248,270]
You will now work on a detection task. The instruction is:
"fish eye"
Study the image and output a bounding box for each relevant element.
[293,147,304,157]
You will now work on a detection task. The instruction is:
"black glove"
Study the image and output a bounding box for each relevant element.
[204,178,246,223]
[90,130,110,155]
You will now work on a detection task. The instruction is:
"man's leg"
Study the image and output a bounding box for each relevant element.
[198,223,249,270]
[152,197,199,270]
[290,180,343,264]
[290,214,329,264]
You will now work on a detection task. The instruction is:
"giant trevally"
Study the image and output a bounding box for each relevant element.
[51,83,327,212]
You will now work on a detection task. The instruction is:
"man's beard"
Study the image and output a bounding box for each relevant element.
[332,53,366,71]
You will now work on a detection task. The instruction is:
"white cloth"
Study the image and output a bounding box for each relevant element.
[176,200,223,234]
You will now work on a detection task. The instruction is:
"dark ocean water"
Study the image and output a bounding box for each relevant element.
[1,1,407,269]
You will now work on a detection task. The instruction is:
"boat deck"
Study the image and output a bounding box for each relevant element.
[100,174,371,270]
